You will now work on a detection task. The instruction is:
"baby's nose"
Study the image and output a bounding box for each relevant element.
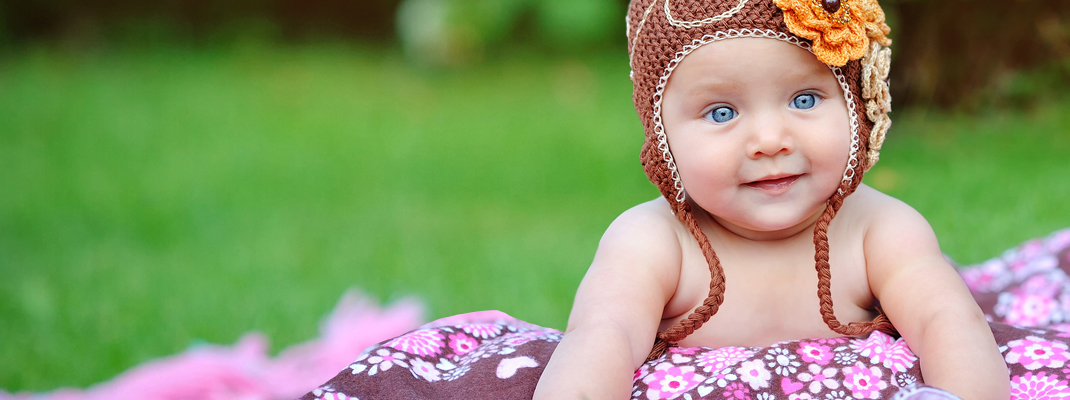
[746,118,794,158]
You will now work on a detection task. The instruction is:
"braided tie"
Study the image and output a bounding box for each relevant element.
[814,191,899,337]
[646,201,727,362]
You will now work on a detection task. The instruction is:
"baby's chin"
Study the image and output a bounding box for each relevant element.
[710,206,827,241]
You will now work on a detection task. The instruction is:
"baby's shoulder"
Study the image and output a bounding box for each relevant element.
[842,184,932,231]
[594,198,687,271]
[843,184,943,261]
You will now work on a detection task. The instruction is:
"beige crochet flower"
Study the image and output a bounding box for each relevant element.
[860,41,892,169]
[774,0,892,66]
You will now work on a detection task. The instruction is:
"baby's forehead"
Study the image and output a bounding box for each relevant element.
[668,37,835,89]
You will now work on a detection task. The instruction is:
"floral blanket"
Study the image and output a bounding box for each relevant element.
[304,228,1070,400]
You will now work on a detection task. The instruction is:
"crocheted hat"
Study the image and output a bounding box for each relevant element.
[626,0,895,359]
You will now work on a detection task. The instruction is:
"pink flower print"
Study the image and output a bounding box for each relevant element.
[501,330,542,347]
[1017,240,1047,264]
[736,359,772,390]
[315,392,355,400]
[641,362,704,400]
[1021,272,1066,297]
[634,364,652,382]
[1047,229,1070,253]
[366,348,409,375]
[1010,372,1070,400]
[386,328,444,357]
[697,347,756,373]
[797,342,834,365]
[448,332,478,356]
[850,332,916,373]
[815,337,848,345]
[1016,255,1060,282]
[1006,336,1070,370]
[669,346,700,355]
[798,363,840,393]
[410,358,442,382]
[461,323,503,339]
[722,382,751,400]
[997,292,1060,327]
[960,258,1011,293]
[842,363,887,399]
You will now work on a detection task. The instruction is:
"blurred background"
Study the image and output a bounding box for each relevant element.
[1,0,1069,392]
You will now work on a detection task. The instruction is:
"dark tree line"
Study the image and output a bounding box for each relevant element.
[2,0,1067,108]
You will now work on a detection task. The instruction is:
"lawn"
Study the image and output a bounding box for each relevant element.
[0,43,1068,391]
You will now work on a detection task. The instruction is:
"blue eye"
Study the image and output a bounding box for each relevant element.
[791,93,819,109]
[706,106,737,123]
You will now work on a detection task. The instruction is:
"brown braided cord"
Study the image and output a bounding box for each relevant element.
[813,187,898,337]
[646,199,727,362]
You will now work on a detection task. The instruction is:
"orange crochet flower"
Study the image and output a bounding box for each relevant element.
[774,0,892,66]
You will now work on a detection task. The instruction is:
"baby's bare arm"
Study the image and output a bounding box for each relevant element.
[864,196,1008,400]
[534,202,682,400]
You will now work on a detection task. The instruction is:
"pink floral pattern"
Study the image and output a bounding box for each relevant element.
[850,332,917,373]
[1007,337,1070,370]
[1010,372,1070,399]
[797,342,834,365]
[302,228,1070,400]
[385,328,445,357]
[642,363,704,399]
[737,359,773,390]
[842,363,887,399]
[722,382,752,399]
[698,347,758,373]
[798,363,840,393]
[448,332,478,355]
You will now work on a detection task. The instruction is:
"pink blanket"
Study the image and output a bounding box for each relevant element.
[1,291,424,400]
[301,228,1070,400]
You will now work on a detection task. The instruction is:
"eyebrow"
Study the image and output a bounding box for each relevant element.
[683,80,743,97]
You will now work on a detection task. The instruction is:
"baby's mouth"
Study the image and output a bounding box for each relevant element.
[744,174,801,192]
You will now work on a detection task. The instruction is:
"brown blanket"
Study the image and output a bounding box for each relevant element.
[303,229,1070,400]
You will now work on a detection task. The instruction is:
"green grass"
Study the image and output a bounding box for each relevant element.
[1,43,1068,391]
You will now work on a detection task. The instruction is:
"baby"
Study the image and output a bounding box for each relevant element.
[534,0,1009,398]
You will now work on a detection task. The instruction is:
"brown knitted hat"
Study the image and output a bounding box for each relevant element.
[626,0,896,360]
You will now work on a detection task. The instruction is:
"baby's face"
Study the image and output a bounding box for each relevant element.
[661,37,852,239]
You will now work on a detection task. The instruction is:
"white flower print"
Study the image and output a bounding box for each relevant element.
[894,373,917,388]
[790,393,817,400]
[443,364,471,381]
[366,348,409,375]
[736,359,772,390]
[706,366,739,388]
[461,323,504,339]
[756,392,776,400]
[349,363,367,375]
[798,363,840,393]
[823,390,850,400]
[765,347,801,375]
[834,352,858,366]
[409,358,441,382]
[316,392,356,400]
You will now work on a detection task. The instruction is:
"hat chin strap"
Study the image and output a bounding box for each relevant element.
[813,185,898,337]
